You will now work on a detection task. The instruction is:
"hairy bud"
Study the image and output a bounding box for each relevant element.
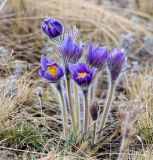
[89,101,100,121]
[41,17,63,38]
[107,49,126,82]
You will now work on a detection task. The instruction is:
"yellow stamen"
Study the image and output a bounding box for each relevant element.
[47,65,58,78]
[78,72,87,78]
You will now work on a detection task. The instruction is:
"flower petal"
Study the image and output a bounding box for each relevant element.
[68,63,77,78]
[44,72,56,81]
[89,68,96,76]
[76,77,86,85]
[56,67,64,79]
[76,63,88,72]
[84,74,92,85]
[60,36,73,57]
[38,69,45,77]
[41,55,49,71]
[53,20,63,33]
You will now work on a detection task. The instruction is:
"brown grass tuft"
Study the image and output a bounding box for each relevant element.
[126,66,153,144]
[0,74,34,128]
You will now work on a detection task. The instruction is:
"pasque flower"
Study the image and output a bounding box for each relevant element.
[60,36,85,130]
[86,43,108,71]
[38,55,64,82]
[107,49,126,82]
[96,49,126,142]
[41,17,63,38]
[60,36,85,66]
[68,63,96,88]
[68,63,96,133]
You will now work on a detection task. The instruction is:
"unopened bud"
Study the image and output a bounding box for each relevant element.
[89,101,100,121]
[41,17,63,38]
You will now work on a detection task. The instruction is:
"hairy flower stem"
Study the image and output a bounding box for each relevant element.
[96,82,115,141]
[66,77,76,129]
[90,86,95,101]
[74,83,80,129]
[83,90,89,133]
[55,82,68,136]
[92,121,96,144]
[58,90,68,137]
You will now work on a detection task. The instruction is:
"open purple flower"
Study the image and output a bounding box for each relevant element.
[68,63,96,88]
[38,55,64,82]
[86,43,108,71]
[60,36,85,66]
[41,17,63,38]
[107,49,126,82]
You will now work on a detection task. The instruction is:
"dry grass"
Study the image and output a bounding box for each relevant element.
[0,73,34,127]
[126,66,153,144]
[136,0,153,15]
[121,145,153,160]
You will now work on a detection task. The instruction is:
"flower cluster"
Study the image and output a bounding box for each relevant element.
[38,17,126,143]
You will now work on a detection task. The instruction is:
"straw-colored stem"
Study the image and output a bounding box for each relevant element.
[96,82,115,141]
[74,83,80,129]
[92,121,96,144]
[83,92,89,133]
[90,85,95,101]
[58,90,68,136]
[91,73,99,101]
[66,77,76,129]
[89,84,95,126]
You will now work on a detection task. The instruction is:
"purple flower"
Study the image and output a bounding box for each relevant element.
[60,36,85,65]
[41,17,63,38]
[86,43,108,71]
[68,63,96,88]
[107,49,126,82]
[38,55,64,82]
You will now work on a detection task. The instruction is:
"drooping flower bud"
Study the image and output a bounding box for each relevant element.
[41,17,63,38]
[89,101,100,121]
